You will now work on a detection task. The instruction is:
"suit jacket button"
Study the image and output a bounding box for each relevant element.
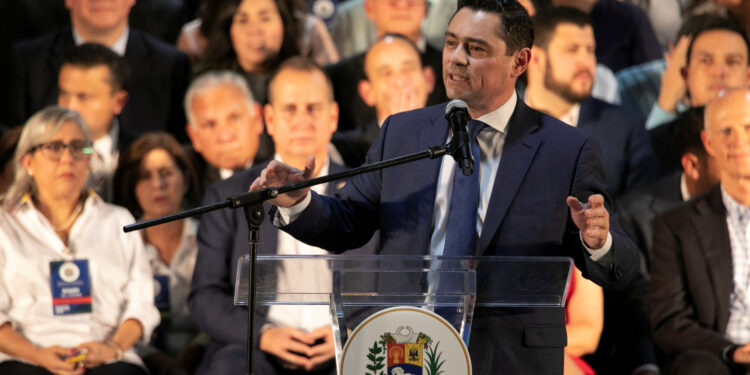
[615,265,624,277]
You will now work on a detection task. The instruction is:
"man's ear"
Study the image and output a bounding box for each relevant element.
[512,48,532,78]
[113,90,128,115]
[681,152,700,181]
[328,101,339,134]
[358,80,376,107]
[364,0,375,21]
[251,103,264,135]
[423,66,435,95]
[701,130,715,158]
[186,124,202,153]
[263,104,276,136]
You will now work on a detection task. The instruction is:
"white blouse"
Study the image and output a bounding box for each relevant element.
[0,192,160,366]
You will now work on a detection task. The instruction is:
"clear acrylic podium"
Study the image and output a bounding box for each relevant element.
[234,255,572,372]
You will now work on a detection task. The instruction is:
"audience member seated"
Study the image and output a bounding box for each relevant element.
[113,132,205,375]
[519,1,620,104]
[196,0,338,104]
[327,0,447,133]
[625,0,721,52]
[550,0,661,73]
[616,14,726,122]
[525,7,659,198]
[329,0,458,59]
[332,34,434,167]
[0,106,159,375]
[0,127,21,195]
[190,58,375,375]
[643,15,749,130]
[613,107,719,375]
[57,43,137,202]
[525,9,660,374]
[5,0,190,141]
[650,88,750,375]
[179,0,337,66]
[618,106,719,272]
[184,71,267,197]
[564,268,603,375]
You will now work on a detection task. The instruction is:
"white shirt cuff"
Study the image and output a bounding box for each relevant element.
[274,192,312,226]
[580,231,612,262]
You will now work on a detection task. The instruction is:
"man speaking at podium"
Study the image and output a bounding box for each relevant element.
[251,0,640,373]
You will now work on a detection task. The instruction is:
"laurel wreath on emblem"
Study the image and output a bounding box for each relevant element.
[366,329,445,375]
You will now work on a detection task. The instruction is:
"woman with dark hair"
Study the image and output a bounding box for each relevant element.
[0,106,160,375]
[189,0,339,103]
[113,132,204,375]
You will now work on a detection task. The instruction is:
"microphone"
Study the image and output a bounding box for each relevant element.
[445,99,474,176]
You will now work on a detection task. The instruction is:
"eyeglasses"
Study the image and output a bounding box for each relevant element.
[30,140,93,161]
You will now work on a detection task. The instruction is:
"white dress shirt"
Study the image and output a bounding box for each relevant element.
[268,158,332,333]
[90,120,120,202]
[0,192,160,367]
[722,187,750,344]
[73,27,129,56]
[141,218,199,355]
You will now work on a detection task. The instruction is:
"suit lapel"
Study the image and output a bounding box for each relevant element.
[415,106,451,251]
[478,101,542,255]
[693,187,732,330]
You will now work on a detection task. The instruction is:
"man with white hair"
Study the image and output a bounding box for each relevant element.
[184,70,266,195]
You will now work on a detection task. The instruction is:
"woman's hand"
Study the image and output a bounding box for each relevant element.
[76,341,117,368]
[33,346,84,375]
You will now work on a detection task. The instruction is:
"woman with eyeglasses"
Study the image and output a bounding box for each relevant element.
[0,106,160,375]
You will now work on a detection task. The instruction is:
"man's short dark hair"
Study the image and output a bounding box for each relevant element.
[455,0,533,56]
[268,57,335,103]
[685,16,749,67]
[532,6,592,50]
[673,106,706,158]
[61,43,130,92]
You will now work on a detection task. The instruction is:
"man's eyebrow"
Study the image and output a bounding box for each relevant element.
[444,31,490,47]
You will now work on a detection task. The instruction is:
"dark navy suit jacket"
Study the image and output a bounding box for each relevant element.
[5,28,190,141]
[278,99,640,373]
[578,97,659,198]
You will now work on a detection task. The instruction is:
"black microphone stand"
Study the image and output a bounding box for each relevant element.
[123,144,453,375]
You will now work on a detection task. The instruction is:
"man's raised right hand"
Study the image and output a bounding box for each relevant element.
[249,156,316,208]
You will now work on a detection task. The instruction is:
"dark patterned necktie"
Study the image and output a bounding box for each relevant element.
[443,119,485,256]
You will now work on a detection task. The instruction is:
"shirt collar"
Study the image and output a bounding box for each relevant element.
[93,119,118,158]
[416,36,427,53]
[72,26,129,56]
[560,103,581,127]
[15,190,102,214]
[521,88,580,127]
[722,185,750,221]
[680,173,691,202]
[475,90,517,134]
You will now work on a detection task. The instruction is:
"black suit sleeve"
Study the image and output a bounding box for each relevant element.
[649,214,732,357]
